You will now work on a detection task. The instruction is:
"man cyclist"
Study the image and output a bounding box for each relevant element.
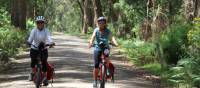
[88,16,118,87]
[27,16,53,86]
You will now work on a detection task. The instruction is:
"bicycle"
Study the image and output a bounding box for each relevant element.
[29,42,55,88]
[97,42,115,88]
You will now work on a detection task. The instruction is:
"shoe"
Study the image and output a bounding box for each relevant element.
[28,73,34,81]
[42,77,49,86]
[93,80,97,88]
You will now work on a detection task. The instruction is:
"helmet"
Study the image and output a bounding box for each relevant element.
[97,16,106,22]
[36,16,45,22]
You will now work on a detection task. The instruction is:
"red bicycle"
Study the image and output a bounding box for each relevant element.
[97,42,115,88]
[30,42,55,88]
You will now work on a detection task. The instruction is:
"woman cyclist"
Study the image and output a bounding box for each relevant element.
[88,16,118,87]
[27,16,54,86]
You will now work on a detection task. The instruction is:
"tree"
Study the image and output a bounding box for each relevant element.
[11,0,27,30]
[194,0,200,17]
[26,0,36,19]
[82,0,89,34]
[185,0,200,21]
[93,0,103,26]
[108,0,118,22]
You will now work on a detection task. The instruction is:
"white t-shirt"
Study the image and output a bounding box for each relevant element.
[28,28,52,50]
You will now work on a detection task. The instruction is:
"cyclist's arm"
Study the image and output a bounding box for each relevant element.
[89,29,96,48]
[27,29,35,44]
[109,32,118,46]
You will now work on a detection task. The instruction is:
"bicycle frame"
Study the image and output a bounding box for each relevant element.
[31,43,52,88]
[33,50,45,88]
[98,50,111,88]
[97,42,116,88]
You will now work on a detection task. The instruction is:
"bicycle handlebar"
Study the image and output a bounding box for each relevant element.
[27,42,55,48]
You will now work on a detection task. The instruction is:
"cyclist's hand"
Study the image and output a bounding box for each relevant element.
[109,43,118,47]
[49,42,55,48]
[113,43,118,47]
[88,43,93,48]
[26,41,31,47]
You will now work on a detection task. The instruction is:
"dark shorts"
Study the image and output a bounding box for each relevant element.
[93,48,101,68]
[30,48,48,72]
[93,47,110,68]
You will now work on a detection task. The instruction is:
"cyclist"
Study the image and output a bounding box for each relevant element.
[27,16,53,86]
[88,16,118,87]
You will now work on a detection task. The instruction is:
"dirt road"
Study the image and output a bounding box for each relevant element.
[0,32,154,88]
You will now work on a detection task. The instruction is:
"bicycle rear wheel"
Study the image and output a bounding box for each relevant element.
[35,67,41,88]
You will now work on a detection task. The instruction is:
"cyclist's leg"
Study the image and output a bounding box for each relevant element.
[29,49,39,81]
[105,58,109,67]
[41,49,48,73]
[30,49,39,69]
[93,48,101,87]
[41,49,48,85]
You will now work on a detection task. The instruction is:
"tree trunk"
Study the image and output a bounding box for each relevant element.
[11,0,19,27]
[11,0,27,30]
[77,0,84,15]
[93,0,103,27]
[88,0,94,27]
[108,0,117,22]
[82,0,89,34]
[27,0,35,19]
[19,0,27,30]
[194,0,200,17]
[77,0,84,30]
[185,0,200,21]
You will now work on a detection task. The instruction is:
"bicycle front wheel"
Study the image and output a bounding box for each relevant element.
[100,65,106,88]
[35,67,41,88]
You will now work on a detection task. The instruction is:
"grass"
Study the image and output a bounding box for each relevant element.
[142,63,162,76]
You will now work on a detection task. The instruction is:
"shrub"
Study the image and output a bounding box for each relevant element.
[120,39,156,66]
[159,23,190,64]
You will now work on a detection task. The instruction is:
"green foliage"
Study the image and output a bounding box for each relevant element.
[188,26,200,48]
[120,39,156,66]
[0,9,26,63]
[159,23,190,64]
[163,20,200,87]
[0,0,11,11]
[113,0,146,38]
[165,57,200,87]
[26,19,35,31]
[142,63,162,76]
[0,8,10,27]
[0,28,25,57]
[44,0,82,33]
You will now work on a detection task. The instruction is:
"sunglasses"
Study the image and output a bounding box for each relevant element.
[98,21,106,24]
[36,21,44,24]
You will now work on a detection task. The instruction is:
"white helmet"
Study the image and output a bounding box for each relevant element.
[97,16,106,22]
[36,16,45,22]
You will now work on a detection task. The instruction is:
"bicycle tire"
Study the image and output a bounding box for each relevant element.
[35,66,41,88]
[100,65,106,88]
[111,74,114,83]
